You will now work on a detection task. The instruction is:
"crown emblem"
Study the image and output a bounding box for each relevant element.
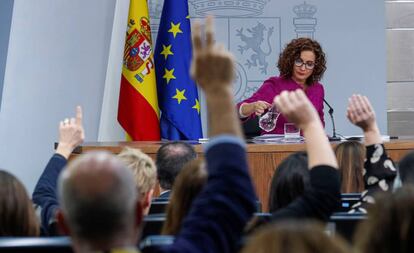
[189,0,269,17]
[293,1,317,18]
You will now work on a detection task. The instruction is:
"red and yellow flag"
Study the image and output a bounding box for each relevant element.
[118,0,160,140]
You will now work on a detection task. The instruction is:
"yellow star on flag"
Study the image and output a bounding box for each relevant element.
[163,68,176,84]
[192,98,200,114]
[168,22,183,38]
[160,44,174,60]
[172,89,187,104]
[186,15,190,19]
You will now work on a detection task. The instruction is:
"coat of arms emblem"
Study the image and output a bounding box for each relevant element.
[124,17,153,72]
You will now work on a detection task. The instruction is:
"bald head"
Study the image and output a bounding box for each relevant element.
[58,151,141,244]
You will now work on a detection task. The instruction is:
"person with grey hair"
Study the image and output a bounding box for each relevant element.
[55,16,257,253]
[56,152,141,251]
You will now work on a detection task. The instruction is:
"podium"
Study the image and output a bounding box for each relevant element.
[72,139,414,211]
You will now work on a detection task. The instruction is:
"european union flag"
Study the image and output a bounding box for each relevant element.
[154,0,202,140]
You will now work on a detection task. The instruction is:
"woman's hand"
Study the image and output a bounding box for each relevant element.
[241,101,271,117]
[56,106,85,159]
[347,94,377,132]
[346,94,381,145]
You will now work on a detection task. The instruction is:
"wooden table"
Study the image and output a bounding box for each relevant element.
[72,139,414,211]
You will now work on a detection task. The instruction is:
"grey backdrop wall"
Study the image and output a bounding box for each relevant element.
[0,0,14,111]
[0,0,117,193]
[386,0,414,136]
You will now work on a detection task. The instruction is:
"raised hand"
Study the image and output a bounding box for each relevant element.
[347,94,377,132]
[56,106,85,159]
[273,89,320,131]
[347,94,381,145]
[191,16,235,91]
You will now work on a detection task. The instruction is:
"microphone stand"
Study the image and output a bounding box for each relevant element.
[323,99,341,141]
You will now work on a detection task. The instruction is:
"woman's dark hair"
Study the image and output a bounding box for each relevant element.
[268,152,310,212]
[334,141,365,193]
[277,37,326,85]
[355,186,414,253]
[398,151,414,185]
[162,159,207,235]
[0,170,40,236]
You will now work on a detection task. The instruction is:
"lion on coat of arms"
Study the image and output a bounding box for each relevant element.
[236,22,274,74]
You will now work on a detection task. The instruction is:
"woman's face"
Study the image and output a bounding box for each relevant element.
[292,50,315,86]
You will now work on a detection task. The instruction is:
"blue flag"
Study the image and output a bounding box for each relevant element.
[154,0,202,140]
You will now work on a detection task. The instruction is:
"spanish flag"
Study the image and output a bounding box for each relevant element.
[118,0,160,140]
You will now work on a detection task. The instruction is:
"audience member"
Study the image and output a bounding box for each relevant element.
[242,221,350,253]
[162,159,207,235]
[345,95,396,213]
[155,141,196,199]
[252,88,341,225]
[33,106,160,235]
[118,147,157,215]
[268,152,310,212]
[334,141,365,193]
[0,170,40,236]
[354,185,414,253]
[397,151,414,185]
[32,106,84,235]
[55,16,257,253]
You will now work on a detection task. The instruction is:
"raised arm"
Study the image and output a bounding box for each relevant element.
[159,17,256,253]
[346,95,396,213]
[275,90,337,168]
[347,95,381,145]
[255,90,340,222]
[32,106,84,235]
[191,17,242,138]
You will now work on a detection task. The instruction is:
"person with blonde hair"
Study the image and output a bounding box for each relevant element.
[334,141,365,193]
[117,147,157,215]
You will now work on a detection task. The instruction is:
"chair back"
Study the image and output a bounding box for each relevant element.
[0,237,72,253]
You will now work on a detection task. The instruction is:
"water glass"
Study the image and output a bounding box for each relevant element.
[284,123,300,139]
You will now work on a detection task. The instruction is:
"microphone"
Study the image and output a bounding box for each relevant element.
[323,99,341,141]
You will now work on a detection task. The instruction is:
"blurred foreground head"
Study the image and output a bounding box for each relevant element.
[57,151,142,251]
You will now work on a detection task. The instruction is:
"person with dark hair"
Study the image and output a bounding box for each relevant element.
[262,84,340,223]
[335,141,365,193]
[237,37,327,135]
[162,159,207,235]
[245,88,341,234]
[155,141,196,198]
[397,151,414,185]
[268,152,310,212]
[0,170,40,236]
